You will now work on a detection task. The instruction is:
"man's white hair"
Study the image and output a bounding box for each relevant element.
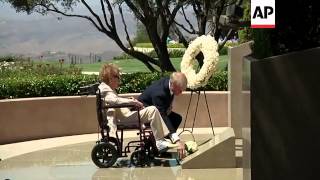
[170,72,187,90]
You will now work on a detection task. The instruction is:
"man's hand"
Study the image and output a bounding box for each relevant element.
[176,140,186,160]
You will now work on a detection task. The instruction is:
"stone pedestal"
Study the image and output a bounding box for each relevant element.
[181,127,235,169]
[249,47,320,180]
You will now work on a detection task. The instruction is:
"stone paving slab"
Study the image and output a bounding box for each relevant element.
[0,128,243,180]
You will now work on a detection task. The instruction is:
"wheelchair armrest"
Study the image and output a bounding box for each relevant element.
[104,103,136,109]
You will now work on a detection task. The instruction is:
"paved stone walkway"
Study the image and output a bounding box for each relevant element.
[0,128,243,180]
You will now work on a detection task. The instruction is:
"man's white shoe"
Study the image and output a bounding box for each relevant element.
[156,139,171,153]
[169,133,180,143]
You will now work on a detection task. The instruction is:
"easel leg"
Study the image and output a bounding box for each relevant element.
[182,91,193,131]
[191,91,200,133]
[182,90,215,137]
[204,91,215,136]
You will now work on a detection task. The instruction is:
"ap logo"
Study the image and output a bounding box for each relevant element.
[251,0,275,28]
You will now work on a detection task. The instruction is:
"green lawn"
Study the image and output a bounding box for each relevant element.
[41,55,228,73]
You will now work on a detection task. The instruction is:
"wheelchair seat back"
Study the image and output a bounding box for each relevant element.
[79,82,108,130]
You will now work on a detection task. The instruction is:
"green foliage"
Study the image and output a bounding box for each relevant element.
[219,46,228,56]
[219,41,239,55]
[0,74,98,99]
[113,53,132,60]
[238,0,252,43]
[168,49,185,58]
[117,71,228,93]
[252,29,273,59]
[0,55,26,62]
[132,22,151,45]
[113,49,185,60]
[203,71,228,91]
[1,56,228,99]
[1,71,228,99]
[0,60,82,78]
[118,72,170,93]
[0,58,95,99]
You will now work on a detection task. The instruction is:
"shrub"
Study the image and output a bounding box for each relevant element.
[118,72,170,93]
[219,41,240,55]
[0,59,95,99]
[1,71,227,99]
[219,46,228,55]
[0,60,82,77]
[169,49,185,58]
[113,48,185,59]
[0,55,28,62]
[0,74,98,99]
[117,71,228,93]
[113,53,132,60]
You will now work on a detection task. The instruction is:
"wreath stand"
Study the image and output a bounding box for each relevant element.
[181,90,215,137]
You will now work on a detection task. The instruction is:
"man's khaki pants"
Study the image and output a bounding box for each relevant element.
[120,106,170,140]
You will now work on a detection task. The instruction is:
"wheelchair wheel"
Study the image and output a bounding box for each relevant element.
[107,137,121,155]
[91,142,118,168]
[144,138,156,160]
[130,149,149,167]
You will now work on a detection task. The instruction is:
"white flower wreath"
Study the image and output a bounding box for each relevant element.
[180,35,219,89]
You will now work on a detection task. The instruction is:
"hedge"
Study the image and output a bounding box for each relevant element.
[118,71,228,93]
[1,71,228,99]
[113,49,185,59]
[0,74,98,99]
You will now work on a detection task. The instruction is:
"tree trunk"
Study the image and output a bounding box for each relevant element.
[147,25,176,72]
[157,43,176,72]
[198,15,207,36]
[112,35,158,72]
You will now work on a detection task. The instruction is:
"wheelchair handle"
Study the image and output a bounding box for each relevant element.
[79,82,100,95]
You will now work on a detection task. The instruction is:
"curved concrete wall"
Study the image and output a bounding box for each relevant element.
[0,91,228,144]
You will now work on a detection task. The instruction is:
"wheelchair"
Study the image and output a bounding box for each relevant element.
[80,83,160,168]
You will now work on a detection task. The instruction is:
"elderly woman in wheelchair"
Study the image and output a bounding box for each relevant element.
[90,63,183,168]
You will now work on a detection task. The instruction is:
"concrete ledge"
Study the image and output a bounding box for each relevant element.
[181,127,235,169]
[0,92,228,144]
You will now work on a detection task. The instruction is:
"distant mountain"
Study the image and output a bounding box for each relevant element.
[0,5,197,61]
[0,12,137,60]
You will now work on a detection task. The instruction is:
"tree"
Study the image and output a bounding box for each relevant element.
[132,21,151,45]
[2,0,247,72]
[173,0,248,66]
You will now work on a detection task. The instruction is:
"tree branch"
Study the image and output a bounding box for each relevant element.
[174,20,196,34]
[183,6,195,29]
[123,0,146,24]
[103,0,116,30]
[156,0,167,38]
[176,6,197,34]
[81,0,108,33]
[100,0,113,30]
[171,23,189,47]
[118,4,134,49]
[218,29,234,51]
[41,3,107,34]
[168,1,183,27]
